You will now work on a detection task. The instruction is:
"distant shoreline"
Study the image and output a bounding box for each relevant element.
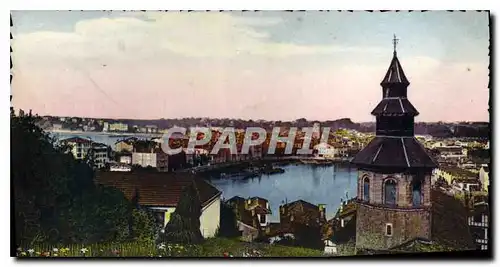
[49,130,161,137]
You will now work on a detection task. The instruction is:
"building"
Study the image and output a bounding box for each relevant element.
[115,137,137,152]
[102,122,109,132]
[92,142,109,169]
[468,202,489,250]
[350,39,439,250]
[279,200,326,228]
[52,123,63,131]
[119,155,132,164]
[61,137,93,160]
[132,140,168,172]
[434,166,479,190]
[479,165,489,192]
[145,125,158,134]
[314,143,336,159]
[95,172,222,238]
[226,196,272,241]
[108,122,129,132]
[110,163,132,172]
[434,146,468,163]
[132,150,168,172]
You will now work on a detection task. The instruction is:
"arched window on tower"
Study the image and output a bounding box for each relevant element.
[363,177,370,202]
[412,178,422,207]
[384,179,397,206]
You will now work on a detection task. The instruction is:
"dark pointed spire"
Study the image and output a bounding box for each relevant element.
[381,35,410,87]
[381,54,409,86]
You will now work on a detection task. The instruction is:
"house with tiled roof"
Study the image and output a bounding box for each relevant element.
[95,172,222,238]
[279,200,327,228]
[115,137,138,153]
[226,196,272,241]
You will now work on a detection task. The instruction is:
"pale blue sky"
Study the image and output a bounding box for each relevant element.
[11,11,490,122]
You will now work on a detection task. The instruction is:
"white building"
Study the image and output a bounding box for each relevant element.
[120,155,132,164]
[132,152,157,167]
[61,137,93,160]
[110,163,132,172]
[324,240,338,255]
[92,142,109,169]
[479,165,490,192]
[314,143,336,159]
[102,122,109,132]
[95,173,222,239]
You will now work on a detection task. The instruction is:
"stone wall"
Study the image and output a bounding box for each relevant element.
[357,170,432,208]
[355,203,431,250]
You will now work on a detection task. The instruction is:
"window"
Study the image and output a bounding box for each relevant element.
[412,179,422,207]
[385,223,393,236]
[260,215,266,224]
[363,177,370,202]
[384,179,397,206]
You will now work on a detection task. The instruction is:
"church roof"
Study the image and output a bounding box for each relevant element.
[381,52,410,86]
[351,136,438,169]
[371,97,419,116]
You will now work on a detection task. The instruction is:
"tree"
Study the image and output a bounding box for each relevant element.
[12,110,134,246]
[216,202,240,238]
[160,183,203,244]
[294,224,323,250]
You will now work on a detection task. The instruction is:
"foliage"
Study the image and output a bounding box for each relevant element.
[160,184,203,244]
[131,208,159,243]
[293,224,324,250]
[16,238,325,257]
[12,110,133,246]
[216,202,240,238]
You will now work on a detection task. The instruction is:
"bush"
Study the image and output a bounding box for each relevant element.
[131,208,159,243]
[160,184,203,244]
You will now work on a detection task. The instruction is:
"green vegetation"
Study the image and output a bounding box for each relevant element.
[160,184,204,244]
[12,109,156,247]
[17,238,325,257]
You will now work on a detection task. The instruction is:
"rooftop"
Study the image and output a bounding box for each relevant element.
[440,166,478,179]
[95,172,221,208]
[351,136,437,169]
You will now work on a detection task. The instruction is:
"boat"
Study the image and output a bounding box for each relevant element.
[262,167,285,175]
[220,171,259,179]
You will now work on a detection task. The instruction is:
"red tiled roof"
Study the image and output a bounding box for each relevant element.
[95,172,221,208]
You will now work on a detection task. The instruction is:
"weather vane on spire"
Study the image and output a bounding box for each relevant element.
[392,34,399,54]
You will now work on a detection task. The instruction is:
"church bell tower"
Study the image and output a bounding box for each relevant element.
[351,35,438,250]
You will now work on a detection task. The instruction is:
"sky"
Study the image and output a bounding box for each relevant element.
[11,11,490,122]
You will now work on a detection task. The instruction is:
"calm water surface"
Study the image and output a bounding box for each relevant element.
[210,164,358,222]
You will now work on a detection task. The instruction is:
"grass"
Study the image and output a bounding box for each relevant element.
[16,237,325,258]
